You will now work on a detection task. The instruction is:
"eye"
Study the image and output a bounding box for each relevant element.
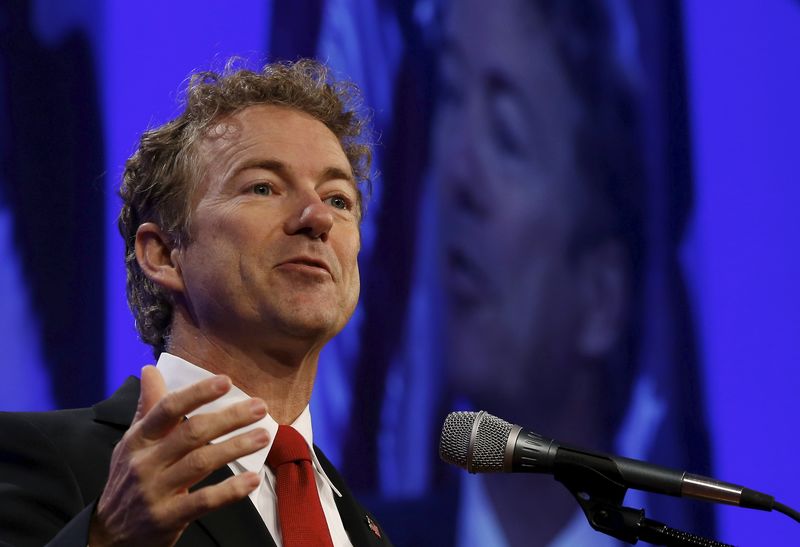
[437,54,464,110]
[324,194,352,211]
[252,183,272,196]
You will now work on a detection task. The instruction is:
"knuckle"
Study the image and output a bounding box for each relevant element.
[129,419,157,443]
[148,507,175,535]
[159,393,181,417]
[182,418,203,444]
[192,489,214,513]
[237,476,256,495]
[232,402,250,421]
[233,434,250,451]
[140,490,161,515]
[187,449,210,473]
[110,438,128,459]
[127,454,148,478]
[119,425,145,449]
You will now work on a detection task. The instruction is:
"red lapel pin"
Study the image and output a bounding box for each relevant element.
[365,515,382,539]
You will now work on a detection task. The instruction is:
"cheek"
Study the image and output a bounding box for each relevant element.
[349,270,361,310]
[340,231,361,272]
[506,195,573,263]
[493,217,576,336]
[337,233,361,302]
[346,258,360,302]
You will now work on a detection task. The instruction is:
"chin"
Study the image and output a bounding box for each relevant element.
[448,323,503,371]
[448,342,537,411]
[448,347,501,399]
[269,310,344,341]
[268,290,352,330]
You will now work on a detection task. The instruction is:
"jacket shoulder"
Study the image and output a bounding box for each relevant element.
[0,409,99,546]
[0,378,139,547]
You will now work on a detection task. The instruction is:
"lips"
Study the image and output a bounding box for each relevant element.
[277,255,333,277]
[445,246,488,308]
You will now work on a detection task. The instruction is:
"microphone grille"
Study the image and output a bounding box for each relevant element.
[439,411,474,467]
[440,411,513,472]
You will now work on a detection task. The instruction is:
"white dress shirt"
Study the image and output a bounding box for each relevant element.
[157,353,353,547]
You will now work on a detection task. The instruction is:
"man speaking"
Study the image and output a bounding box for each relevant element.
[0,59,391,547]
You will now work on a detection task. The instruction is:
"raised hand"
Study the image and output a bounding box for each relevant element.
[89,366,268,547]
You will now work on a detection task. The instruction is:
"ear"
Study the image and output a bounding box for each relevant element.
[575,239,629,358]
[134,222,185,294]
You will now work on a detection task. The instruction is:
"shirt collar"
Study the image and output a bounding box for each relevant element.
[156,352,341,497]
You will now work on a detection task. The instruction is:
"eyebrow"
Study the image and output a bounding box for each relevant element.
[439,35,528,107]
[439,37,464,66]
[320,166,356,185]
[236,159,355,186]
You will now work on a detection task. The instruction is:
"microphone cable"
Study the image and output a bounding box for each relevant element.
[774,501,800,524]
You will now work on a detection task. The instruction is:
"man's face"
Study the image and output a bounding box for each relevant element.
[434,0,588,417]
[175,105,361,350]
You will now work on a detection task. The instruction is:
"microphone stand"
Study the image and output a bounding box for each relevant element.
[555,462,733,546]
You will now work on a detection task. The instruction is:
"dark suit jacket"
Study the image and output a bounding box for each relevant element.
[0,376,392,547]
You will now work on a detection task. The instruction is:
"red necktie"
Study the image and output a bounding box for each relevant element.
[266,425,334,547]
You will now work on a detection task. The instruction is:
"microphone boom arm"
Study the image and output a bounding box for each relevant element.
[553,454,734,546]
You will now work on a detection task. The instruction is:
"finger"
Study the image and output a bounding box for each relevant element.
[166,472,261,527]
[163,428,269,491]
[138,375,232,441]
[157,398,268,464]
[133,365,168,424]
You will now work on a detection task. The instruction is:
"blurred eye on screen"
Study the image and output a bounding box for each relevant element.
[487,86,526,159]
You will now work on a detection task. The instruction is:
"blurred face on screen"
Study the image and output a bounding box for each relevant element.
[434,0,590,420]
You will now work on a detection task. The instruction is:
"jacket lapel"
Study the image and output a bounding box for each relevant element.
[92,375,141,429]
[332,488,376,546]
[192,466,277,547]
[315,447,389,546]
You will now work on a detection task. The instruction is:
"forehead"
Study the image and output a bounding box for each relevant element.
[442,0,559,92]
[196,104,351,180]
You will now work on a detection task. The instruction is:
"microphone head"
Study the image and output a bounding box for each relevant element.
[439,411,514,472]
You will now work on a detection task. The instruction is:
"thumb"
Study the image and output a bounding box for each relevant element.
[133,365,168,423]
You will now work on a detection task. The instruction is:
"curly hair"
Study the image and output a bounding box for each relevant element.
[118,59,373,357]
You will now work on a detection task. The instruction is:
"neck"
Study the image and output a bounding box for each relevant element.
[168,313,323,425]
[483,366,609,545]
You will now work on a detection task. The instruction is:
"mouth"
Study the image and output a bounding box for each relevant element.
[277,256,332,277]
[445,246,488,309]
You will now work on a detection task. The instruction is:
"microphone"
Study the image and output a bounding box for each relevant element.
[439,410,775,512]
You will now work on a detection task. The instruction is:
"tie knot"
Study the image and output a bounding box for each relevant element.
[267,425,312,470]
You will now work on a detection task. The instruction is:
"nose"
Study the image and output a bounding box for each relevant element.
[439,109,490,221]
[284,197,334,241]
